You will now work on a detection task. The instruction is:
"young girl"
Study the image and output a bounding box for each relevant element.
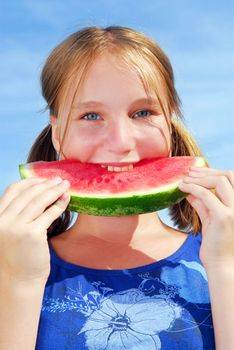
[0,25,233,350]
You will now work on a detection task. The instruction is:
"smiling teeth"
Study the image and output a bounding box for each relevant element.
[101,165,134,172]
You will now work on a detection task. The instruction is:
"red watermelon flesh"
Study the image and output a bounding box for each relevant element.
[19,156,205,215]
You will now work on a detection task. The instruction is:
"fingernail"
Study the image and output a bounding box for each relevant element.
[183,176,191,182]
[190,166,203,171]
[178,182,185,188]
[53,176,63,184]
[59,193,70,202]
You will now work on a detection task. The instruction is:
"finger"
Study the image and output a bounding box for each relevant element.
[0,178,47,214]
[190,166,214,172]
[19,180,71,222]
[182,175,234,207]
[189,167,234,187]
[34,193,71,230]
[178,181,224,214]
[1,177,67,218]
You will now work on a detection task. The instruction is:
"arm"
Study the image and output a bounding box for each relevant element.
[179,166,234,349]
[0,278,46,350]
[0,177,70,349]
[205,264,234,349]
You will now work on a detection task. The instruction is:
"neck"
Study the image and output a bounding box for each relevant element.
[64,212,170,248]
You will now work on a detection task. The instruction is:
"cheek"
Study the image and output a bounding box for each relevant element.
[138,122,171,156]
[60,127,103,161]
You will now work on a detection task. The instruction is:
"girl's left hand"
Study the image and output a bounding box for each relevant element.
[178,167,234,269]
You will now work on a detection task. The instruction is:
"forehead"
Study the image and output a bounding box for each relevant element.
[74,53,150,103]
[57,50,167,124]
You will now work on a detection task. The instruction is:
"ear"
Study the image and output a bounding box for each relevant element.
[50,115,61,153]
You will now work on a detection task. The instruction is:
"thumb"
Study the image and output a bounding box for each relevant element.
[186,194,209,225]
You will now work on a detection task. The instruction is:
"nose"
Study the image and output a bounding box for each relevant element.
[106,117,136,155]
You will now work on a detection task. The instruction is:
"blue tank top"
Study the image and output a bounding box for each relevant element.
[36,232,215,349]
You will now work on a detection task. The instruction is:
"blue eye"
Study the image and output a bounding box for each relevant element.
[134,110,151,118]
[80,109,153,121]
[82,113,100,121]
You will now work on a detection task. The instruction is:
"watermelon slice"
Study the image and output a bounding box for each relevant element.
[19,156,205,216]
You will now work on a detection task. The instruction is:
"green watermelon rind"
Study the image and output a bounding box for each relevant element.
[19,164,30,179]
[18,156,205,216]
[66,185,186,216]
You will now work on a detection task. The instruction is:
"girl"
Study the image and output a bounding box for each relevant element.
[0,25,233,350]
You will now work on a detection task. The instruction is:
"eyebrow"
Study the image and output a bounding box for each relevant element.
[72,98,159,110]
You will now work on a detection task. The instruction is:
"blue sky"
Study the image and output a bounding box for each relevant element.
[0,0,233,224]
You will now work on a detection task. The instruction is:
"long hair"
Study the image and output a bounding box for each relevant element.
[27,25,208,238]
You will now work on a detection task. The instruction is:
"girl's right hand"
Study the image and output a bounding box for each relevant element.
[0,177,70,284]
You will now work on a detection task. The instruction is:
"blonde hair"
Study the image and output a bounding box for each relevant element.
[27,25,208,238]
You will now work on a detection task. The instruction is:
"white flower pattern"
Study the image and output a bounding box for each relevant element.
[38,255,214,349]
[78,289,182,349]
